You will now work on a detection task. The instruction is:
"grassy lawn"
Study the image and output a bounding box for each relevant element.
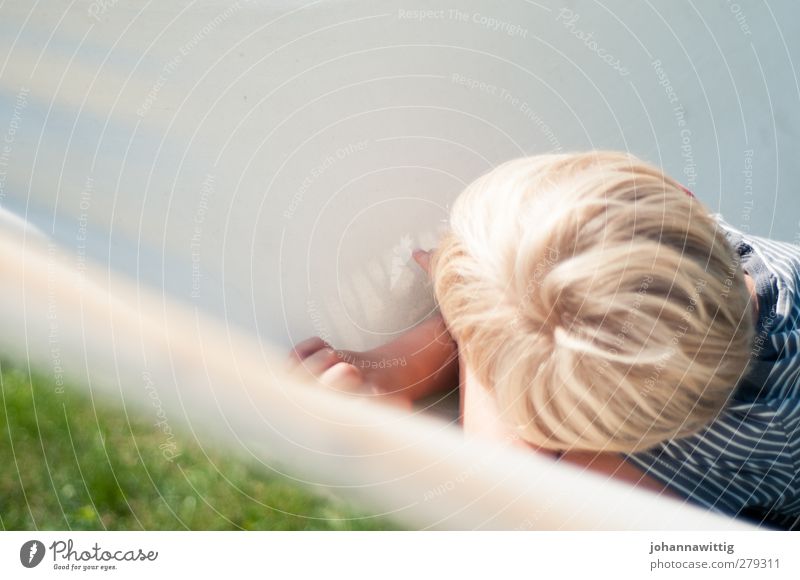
[0,361,396,530]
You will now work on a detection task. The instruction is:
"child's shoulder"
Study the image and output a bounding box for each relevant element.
[625,213,800,527]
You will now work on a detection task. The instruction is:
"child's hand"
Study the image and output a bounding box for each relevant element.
[287,337,364,391]
[286,337,413,408]
[286,248,451,409]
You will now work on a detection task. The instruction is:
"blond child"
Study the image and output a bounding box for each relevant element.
[290,151,799,529]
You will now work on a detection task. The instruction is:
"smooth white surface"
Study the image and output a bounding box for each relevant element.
[2,0,798,349]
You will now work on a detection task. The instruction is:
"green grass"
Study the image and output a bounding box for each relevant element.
[0,361,397,530]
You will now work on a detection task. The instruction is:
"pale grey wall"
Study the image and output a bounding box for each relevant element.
[1,0,798,349]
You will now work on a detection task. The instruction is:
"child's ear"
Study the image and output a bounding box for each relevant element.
[412,249,432,276]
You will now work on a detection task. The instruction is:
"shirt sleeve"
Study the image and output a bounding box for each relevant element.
[622,402,796,521]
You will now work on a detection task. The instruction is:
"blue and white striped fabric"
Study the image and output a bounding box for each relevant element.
[624,215,800,530]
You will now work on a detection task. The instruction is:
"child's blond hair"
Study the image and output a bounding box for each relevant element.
[431,151,756,453]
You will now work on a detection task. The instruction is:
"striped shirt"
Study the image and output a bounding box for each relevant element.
[624,215,800,530]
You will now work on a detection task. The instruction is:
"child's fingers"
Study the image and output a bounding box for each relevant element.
[412,249,432,276]
[319,362,363,392]
[287,336,331,366]
[294,346,340,377]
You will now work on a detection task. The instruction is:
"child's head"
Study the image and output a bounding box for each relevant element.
[432,151,756,453]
